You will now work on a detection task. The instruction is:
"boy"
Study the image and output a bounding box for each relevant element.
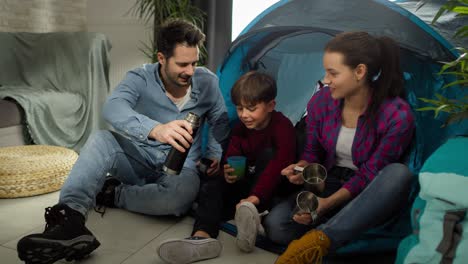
[158,71,296,263]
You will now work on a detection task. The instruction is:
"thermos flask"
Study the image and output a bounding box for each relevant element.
[163,112,200,175]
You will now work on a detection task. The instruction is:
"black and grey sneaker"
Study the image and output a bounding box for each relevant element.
[17,204,100,264]
[94,176,121,216]
[158,236,222,264]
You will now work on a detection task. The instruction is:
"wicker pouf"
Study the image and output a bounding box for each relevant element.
[0,145,78,198]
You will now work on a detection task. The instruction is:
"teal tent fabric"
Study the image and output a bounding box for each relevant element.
[216,0,468,255]
[0,32,111,151]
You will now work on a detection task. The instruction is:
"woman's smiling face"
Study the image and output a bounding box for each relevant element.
[322,51,362,99]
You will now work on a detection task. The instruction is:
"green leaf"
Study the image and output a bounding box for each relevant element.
[442,79,468,89]
[438,53,467,73]
[439,71,468,78]
[416,107,438,111]
[453,6,468,14]
[419,97,444,105]
[432,7,448,23]
[434,104,451,117]
[454,25,468,38]
[435,93,450,103]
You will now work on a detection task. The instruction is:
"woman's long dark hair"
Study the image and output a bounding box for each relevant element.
[325,32,405,125]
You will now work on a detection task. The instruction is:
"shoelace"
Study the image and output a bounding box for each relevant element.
[44,206,65,231]
[94,204,107,218]
[296,232,327,264]
[93,173,117,218]
[297,245,325,264]
[94,189,113,217]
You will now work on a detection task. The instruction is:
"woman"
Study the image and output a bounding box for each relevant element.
[264,32,415,264]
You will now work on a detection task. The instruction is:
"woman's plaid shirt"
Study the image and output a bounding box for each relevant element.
[301,86,415,197]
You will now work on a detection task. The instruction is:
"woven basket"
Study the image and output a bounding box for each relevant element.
[0,145,78,198]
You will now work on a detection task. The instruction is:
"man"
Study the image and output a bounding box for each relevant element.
[17,19,230,264]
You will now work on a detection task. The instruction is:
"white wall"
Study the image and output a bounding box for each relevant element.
[87,0,150,90]
[231,0,278,40]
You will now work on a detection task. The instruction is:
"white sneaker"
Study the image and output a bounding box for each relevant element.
[235,201,260,252]
[158,236,222,264]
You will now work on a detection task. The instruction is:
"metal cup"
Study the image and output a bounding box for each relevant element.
[292,191,319,222]
[294,163,327,185]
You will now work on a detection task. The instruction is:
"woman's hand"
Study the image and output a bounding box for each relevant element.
[316,196,332,216]
[292,197,332,225]
[282,161,309,185]
[224,164,238,183]
[292,213,313,225]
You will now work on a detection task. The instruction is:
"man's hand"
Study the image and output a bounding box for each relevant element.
[224,164,238,183]
[149,120,194,152]
[236,195,260,209]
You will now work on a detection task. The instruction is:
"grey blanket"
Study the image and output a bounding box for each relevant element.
[0,32,111,151]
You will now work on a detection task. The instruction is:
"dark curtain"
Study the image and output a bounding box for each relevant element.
[193,0,233,71]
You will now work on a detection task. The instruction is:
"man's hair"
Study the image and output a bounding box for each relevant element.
[156,18,205,59]
[231,71,277,106]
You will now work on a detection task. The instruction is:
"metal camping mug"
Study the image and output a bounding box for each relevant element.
[292,191,319,222]
[294,163,327,185]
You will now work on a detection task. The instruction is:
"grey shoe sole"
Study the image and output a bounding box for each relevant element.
[158,238,222,264]
[235,202,259,253]
[17,234,100,264]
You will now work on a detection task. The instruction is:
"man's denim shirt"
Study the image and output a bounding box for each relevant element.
[103,63,230,168]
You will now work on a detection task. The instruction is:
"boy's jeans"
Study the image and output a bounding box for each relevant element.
[264,163,412,250]
[59,130,200,217]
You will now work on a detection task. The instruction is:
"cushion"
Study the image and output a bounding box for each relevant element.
[0,145,78,198]
[0,98,23,128]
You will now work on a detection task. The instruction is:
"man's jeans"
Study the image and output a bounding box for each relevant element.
[59,130,200,217]
[263,163,412,250]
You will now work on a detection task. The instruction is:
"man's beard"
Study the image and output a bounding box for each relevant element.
[165,68,191,89]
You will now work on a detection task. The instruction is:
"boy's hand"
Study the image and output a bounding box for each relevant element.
[205,159,220,177]
[236,195,260,209]
[197,158,220,177]
[224,164,237,183]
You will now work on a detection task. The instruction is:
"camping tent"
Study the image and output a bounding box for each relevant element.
[216,0,468,254]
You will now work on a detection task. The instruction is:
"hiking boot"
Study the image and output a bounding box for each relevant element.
[158,236,222,264]
[235,201,261,252]
[95,176,121,208]
[275,230,330,264]
[17,204,100,264]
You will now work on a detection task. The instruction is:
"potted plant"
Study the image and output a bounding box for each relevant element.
[418,0,468,126]
[129,0,207,64]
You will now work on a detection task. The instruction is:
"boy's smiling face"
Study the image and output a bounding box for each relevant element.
[236,100,275,130]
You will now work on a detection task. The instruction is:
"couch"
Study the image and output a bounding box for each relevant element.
[0,32,111,151]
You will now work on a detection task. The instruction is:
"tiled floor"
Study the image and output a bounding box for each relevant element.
[0,191,278,264]
[0,191,396,264]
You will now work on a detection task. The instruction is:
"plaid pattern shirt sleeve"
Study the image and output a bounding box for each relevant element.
[342,100,415,197]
